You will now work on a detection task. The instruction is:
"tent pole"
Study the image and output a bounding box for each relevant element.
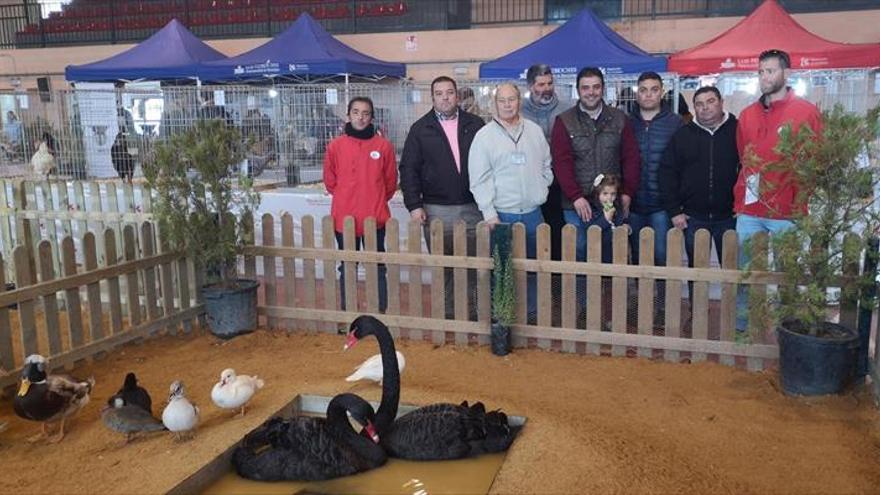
[345,73,350,105]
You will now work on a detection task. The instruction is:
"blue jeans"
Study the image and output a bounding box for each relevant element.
[497,208,543,318]
[628,210,670,266]
[335,229,387,312]
[735,214,794,332]
[630,210,671,310]
[563,209,594,312]
[563,209,589,262]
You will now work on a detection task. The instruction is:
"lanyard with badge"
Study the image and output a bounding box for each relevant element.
[496,119,526,166]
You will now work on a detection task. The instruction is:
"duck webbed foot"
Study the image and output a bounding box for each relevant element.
[27,423,48,443]
[47,419,66,444]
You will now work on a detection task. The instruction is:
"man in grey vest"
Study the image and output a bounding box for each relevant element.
[551,67,641,263]
[551,67,641,320]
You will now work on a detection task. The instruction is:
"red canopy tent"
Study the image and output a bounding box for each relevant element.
[668,0,880,75]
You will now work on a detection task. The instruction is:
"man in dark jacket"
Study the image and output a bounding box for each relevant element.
[629,72,683,267]
[659,86,739,273]
[630,72,682,321]
[399,76,485,319]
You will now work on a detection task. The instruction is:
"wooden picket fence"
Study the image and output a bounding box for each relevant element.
[0,206,876,379]
[0,223,204,388]
[240,213,879,372]
[0,179,155,285]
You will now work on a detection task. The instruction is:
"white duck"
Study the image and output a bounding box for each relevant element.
[211,368,264,417]
[346,351,405,385]
[161,380,199,441]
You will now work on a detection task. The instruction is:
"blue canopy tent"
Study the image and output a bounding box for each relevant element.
[479,9,666,79]
[65,19,226,82]
[196,13,405,82]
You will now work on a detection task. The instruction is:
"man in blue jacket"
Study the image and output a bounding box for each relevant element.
[629,72,683,320]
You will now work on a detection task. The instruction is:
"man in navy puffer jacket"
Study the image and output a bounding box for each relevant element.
[629,72,683,318]
[629,72,684,263]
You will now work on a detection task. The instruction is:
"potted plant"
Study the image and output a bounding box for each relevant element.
[491,224,515,356]
[144,119,261,339]
[746,105,880,395]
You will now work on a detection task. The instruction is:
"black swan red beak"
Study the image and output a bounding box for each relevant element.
[344,331,359,350]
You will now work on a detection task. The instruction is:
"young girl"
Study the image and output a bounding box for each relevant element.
[587,174,625,263]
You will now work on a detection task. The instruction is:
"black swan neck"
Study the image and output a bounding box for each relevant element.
[371,324,400,435]
[326,396,383,463]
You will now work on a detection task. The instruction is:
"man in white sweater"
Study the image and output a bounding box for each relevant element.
[469,83,554,321]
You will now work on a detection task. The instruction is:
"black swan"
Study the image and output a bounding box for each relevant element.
[231,393,387,481]
[345,315,521,461]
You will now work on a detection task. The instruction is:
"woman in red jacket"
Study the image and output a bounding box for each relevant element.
[323,96,397,312]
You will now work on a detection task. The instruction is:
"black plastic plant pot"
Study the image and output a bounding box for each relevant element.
[777,321,859,396]
[491,320,511,356]
[201,279,260,339]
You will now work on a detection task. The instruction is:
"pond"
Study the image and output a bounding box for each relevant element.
[168,394,526,495]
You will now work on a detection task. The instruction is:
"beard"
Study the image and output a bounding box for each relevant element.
[761,78,786,96]
[534,91,555,105]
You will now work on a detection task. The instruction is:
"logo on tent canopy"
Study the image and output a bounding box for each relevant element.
[516,66,580,80]
[720,58,736,70]
[288,64,310,72]
[234,61,281,76]
[800,57,828,68]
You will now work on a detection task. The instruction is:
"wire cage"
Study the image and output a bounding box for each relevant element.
[0,80,416,185]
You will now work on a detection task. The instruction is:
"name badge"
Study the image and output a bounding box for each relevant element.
[744,173,760,205]
[510,151,526,166]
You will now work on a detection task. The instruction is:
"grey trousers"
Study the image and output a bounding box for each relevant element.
[423,203,482,319]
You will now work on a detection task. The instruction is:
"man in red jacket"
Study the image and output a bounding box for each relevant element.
[324,96,398,313]
[734,49,823,334]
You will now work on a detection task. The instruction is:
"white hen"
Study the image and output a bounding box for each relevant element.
[346,351,405,385]
[211,368,264,416]
[161,380,199,441]
[30,142,56,177]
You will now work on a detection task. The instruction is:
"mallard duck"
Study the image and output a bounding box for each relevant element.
[114,372,152,414]
[102,394,165,443]
[13,354,94,443]
[345,351,405,385]
[211,368,264,417]
[161,380,199,441]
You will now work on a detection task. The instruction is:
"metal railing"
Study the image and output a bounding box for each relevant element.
[0,0,877,50]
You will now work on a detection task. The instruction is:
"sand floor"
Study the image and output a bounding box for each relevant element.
[0,326,878,494]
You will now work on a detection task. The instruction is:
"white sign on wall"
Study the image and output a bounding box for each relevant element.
[75,82,118,178]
